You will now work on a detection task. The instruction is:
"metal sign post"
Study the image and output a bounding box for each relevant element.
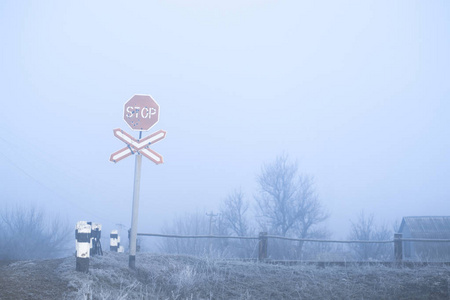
[129,136,142,269]
[110,94,166,269]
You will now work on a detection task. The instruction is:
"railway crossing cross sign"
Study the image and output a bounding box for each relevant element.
[110,94,166,269]
[109,128,166,164]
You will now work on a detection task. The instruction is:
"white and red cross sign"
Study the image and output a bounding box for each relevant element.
[110,128,166,164]
[110,94,166,164]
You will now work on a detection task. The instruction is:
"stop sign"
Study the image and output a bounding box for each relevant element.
[123,95,160,131]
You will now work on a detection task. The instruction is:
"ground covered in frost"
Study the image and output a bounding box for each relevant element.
[1,253,450,299]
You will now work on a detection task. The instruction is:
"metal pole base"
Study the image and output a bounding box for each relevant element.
[129,255,136,269]
[76,257,89,273]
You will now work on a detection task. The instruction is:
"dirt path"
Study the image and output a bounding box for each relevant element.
[0,259,71,300]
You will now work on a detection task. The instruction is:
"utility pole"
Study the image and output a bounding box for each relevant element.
[206,211,218,256]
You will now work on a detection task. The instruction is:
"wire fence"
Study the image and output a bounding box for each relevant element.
[138,232,450,262]
[138,232,450,243]
[138,233,259,240]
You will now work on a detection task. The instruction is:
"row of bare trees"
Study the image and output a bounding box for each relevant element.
[159,154,395,260]
[0,156,393,261]
[0,206,72,260]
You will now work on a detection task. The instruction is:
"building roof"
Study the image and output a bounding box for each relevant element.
[399,216,450,239]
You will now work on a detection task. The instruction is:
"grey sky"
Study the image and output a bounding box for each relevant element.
[1,0,449,238]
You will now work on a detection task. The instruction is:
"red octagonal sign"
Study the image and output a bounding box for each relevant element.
[123,95,160,131]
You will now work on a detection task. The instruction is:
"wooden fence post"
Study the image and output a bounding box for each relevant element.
[259,232,268,261]
[394,233,403,263]
[76,221,91,273]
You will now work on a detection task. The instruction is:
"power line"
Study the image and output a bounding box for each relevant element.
[0,141,117,225]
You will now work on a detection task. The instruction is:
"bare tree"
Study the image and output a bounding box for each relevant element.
[220,189,251,237]
[220,189,257,258]
[159,212,208,256]
[0,206,72,260]
[158,211,230,258]
[348,211,393,261]
[255,154,328,258]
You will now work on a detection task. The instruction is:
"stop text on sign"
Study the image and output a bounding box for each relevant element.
[123,95,160,131]
[125,106,157,119]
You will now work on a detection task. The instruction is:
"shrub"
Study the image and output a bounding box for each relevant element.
[0,206,72,260]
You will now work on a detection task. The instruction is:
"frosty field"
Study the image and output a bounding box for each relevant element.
[1,253,450,300]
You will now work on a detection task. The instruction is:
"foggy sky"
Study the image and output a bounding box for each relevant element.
[1,0,449,239]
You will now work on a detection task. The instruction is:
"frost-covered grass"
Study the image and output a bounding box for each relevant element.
[54,252,450,300]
